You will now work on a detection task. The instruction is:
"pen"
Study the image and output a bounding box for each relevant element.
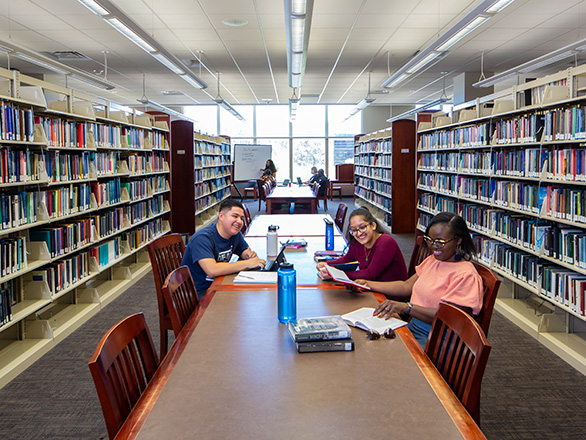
[238,274,254,279]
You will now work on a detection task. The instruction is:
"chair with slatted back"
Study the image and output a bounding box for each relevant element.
[425,302,491,425]
[88,313,159,440]
[258,180,269,211]
[314,179,328,212]
[147,234,185,359]
[407,235,432,278]
[242,203,252,229]
[240,214,249,235]
[329,180,342,200]
[334,203,348,234]
[162,266,201,337]
[472,262,501,337]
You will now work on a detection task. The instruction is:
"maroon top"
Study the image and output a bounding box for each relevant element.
[328,234,408,281]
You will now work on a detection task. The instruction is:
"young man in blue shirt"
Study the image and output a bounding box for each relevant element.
[182,199,265,296]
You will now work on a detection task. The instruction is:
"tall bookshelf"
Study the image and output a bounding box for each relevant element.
[0,67,171,388]
[170,120,231,235]
[416,63,586,373]
[354,119,416,233]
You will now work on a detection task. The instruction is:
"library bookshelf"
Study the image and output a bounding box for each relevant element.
[170,120,231,235]
[0,68,171,388]
[354,119,416,233]
[416,64,586,373]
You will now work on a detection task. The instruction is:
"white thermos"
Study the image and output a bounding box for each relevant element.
[267,225,279,257]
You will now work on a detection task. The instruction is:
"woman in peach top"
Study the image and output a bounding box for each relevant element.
[356,212,483,349]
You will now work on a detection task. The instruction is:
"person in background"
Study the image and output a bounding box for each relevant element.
[260,169,276,187]
[304,166,318,184]
[356,212,483,349]
[182,199,265,297]
[317,207,407,283]
[313,168,328,197]
[260,159,277,180]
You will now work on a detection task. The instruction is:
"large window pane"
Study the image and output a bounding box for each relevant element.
[258,138,290,182]
[184,105,218,136]
[220,105,253,137]
[293,138,325,181]
[327,138,355,177]
[257,105,289,137]
[328,105,361,137]
[292,106,325,137]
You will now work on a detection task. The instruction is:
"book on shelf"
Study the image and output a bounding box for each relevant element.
[287,316,352,342]
[341,307,408,333]
[325,265,370,290]
[296,338,355,353]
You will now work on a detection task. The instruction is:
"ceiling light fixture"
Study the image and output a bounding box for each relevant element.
[77,0,207,89]
[381,0,514,89]
[284,0,314,90]
[344,72,375,121]
[289,89,300,121]
[214,72,244,121]
[388,73,450,122]
[137,74,197,123]
[474,38,586,87]
[0,36,116,90]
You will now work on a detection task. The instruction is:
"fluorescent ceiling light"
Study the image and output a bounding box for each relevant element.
[137,98,198,124]
[474,70,519,87]
[291,73,302,89]
[215,98,245,121]
[180,74,207,89]
[70,73,116,90]
[291,19,305,52]
[387,97,450,122]
[406,52,441,75]
[13,53,70,74]
[291,52,303,75]
[151,52,184,75]
[518,50,578,73]
[436,15,489,52]
[0,45,12,53]
[285,0,314,89]
[78,0,109,15]
[344,98,375,121]
[382,73,410,88]
[291,0,307,15]
[485,0,515,13]
[105,17,156,52]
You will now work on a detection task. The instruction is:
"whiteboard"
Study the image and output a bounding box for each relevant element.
[233,144,272,181]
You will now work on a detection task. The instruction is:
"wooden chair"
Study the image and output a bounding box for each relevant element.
[329,180,342,200]
[258,180,272,211]
[146,234,185,359]
[425,302,491,425]
[243,185,258,200]
[334,203,348,234]
[242,203,252,226]
[162,266,201,337]
[240,214,249,234]
[88,313,159,440]
[472,262,501,337]
[407,235,432,278]
[314,179,328,212]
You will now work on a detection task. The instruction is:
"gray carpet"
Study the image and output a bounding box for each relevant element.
[1,197,586,439]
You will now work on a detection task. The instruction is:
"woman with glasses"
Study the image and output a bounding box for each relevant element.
[356,212,483,349]
[316,207,408,283]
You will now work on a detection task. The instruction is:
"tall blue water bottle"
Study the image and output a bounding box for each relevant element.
[277,262,296,323]
[324,218,334,251]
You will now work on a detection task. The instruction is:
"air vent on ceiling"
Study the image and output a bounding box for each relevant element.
[49,51,90,61]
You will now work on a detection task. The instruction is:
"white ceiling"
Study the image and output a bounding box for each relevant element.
[0,0,585,111]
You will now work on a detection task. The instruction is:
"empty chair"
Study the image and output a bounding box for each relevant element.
[162,266,201,337]
[334,203,348,234]
[329,180,342,200]
[146,233,185,359]
[472,262,501,337]
[88,313,159,440]
[425,302,491,425]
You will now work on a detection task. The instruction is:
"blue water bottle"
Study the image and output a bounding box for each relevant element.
[277,262,296,323]
[324,218,334,251]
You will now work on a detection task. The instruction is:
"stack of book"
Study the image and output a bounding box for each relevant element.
[313,250,345,262]
[287,316,354,353]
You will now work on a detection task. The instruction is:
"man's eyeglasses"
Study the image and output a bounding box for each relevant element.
[349,224,370,235]
[423,236,457,248]
[366,329,396,340]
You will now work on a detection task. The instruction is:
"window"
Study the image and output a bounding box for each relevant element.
[327,138,355,177]
[257,105,289,137]
[184,105,218,136]
[293,138,325,181]
[328,105,361,137]
[260,139,290,181]
[292,105,325,137]
[220,105,253,137]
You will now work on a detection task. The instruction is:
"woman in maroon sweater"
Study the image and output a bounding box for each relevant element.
[316,207,407,282]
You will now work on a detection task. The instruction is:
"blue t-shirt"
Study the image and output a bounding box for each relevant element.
[182,222,249,296]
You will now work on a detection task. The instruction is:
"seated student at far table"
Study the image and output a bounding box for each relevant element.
[316,207,408,282]
[357,212,483,349]
[182,199,266,297]
[304,166,318,184]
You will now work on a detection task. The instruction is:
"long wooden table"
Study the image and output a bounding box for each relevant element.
[114,215,485,439]
[266,186,317,214]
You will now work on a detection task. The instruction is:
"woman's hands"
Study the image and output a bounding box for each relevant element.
[316,262,332,280]
[374,299,409,320]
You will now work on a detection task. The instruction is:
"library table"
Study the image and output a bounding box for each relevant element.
[115,286,485,440]
[246,213,343,237]
[266,186,317,214]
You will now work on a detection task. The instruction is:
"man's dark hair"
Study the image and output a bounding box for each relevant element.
[317,169,325,176]
[220,199,244,213]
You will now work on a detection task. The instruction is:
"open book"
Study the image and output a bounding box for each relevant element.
[341,307,407,333]
[325,265,370,290]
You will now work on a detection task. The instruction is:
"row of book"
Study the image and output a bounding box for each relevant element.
[0,102,35,142]
[127,196,165,224]
[30,218,93,258]
[194,156,230,168]
[356,177,391,196]
[195,141,230,155]
[27,251,90,296]
[195,190,229,215]
[194,178,230,198]
[124,218,164,251]
[0,236,27,278]
[95,151,120,175]
[121,180,149,201]
[90,236,122,268]
[90,122,122,149]
[0,148,44,184]
[45,150,91,183]
[93,179,121,208]
[354,139,392,155]
[354,187,392,210]
[43,184,93,219]
[354,154,392,168]
[527,79,567,107]
[194,166,230,183]
[0,280,14,329]
[121,127,146,150]
[419,123,490,150]
[152,131,168,150]
[150,153,168,173]
[543,105,586,142]
[37,116,93,149]
[355,166,391,181]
